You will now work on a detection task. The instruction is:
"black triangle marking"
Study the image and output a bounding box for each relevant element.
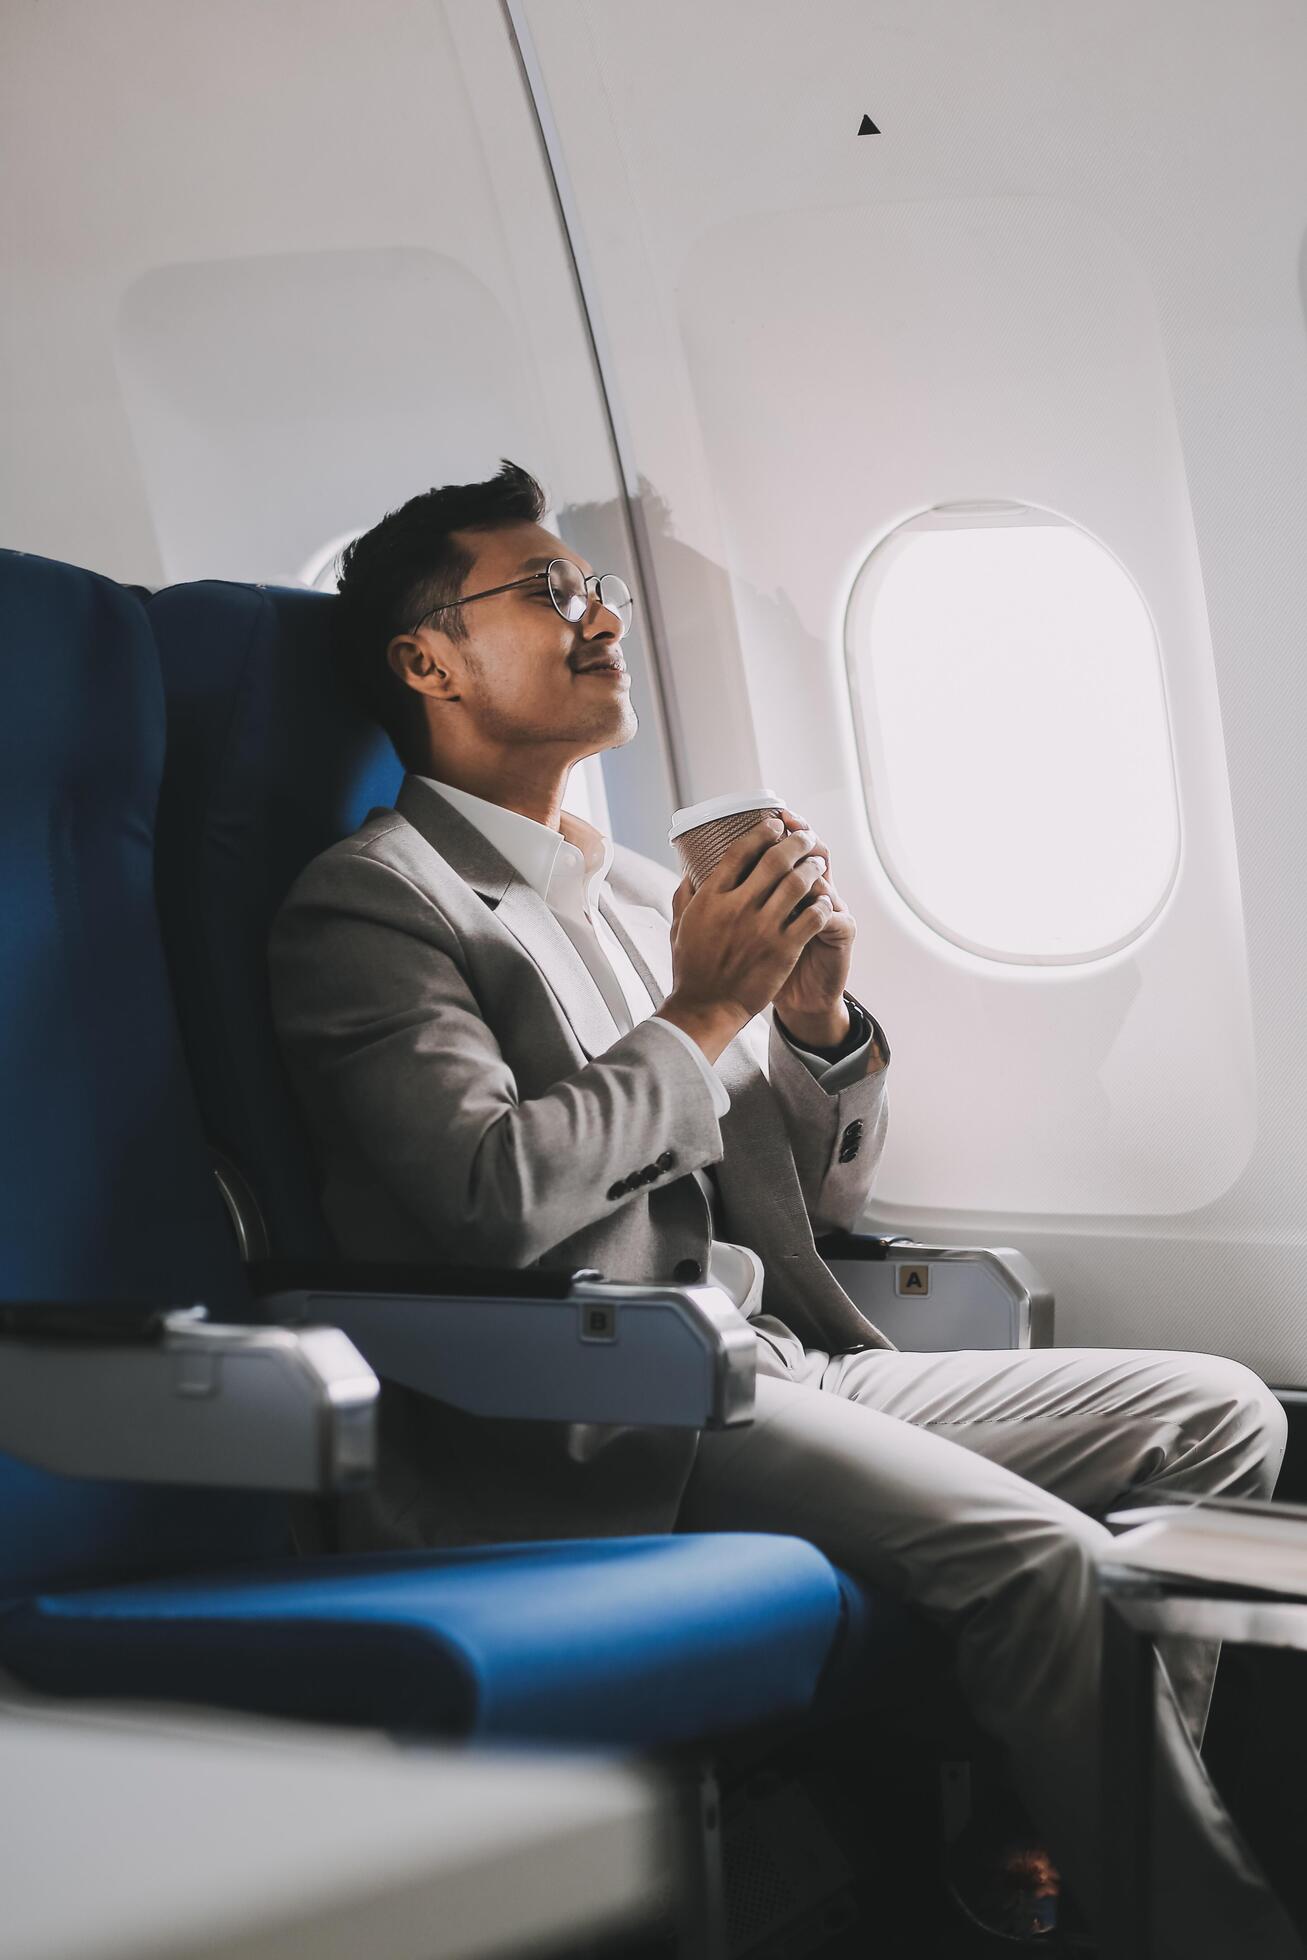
[858,114,880,135]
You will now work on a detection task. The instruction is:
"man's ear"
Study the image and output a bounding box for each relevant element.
[387,629,456,698]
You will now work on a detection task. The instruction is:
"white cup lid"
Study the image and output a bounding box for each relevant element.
[667,789,785,844]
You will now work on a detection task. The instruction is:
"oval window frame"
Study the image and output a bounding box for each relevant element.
[843,501,1183,967]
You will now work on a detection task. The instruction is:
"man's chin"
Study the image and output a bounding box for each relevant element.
[581,705,638,750]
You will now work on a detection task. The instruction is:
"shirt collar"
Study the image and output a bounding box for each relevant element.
[418,775,614,917]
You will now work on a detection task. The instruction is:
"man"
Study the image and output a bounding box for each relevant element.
[270,461,1298,1956]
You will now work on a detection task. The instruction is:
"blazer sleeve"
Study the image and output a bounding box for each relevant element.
[765,992,891,1235]
[268,849,726,1268]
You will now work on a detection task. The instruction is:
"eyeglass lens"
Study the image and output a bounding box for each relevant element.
[548,559,633,633]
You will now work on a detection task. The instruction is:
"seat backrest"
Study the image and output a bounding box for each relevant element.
[0,551,249,1313]
[148,582,403,1259]
[0,551,288,1594]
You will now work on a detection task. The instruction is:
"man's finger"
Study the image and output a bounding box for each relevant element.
[698,816,785,891]
[811,873,846,910]
[777,809,830,876]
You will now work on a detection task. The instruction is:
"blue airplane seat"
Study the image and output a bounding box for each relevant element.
[0,549,299,1588]
[0,550,252,1317]
[0,554,912,1753]
[0,1534,870,1745]
[149,581,401,1260]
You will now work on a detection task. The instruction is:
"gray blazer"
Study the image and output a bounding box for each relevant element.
[269,775,893,1549]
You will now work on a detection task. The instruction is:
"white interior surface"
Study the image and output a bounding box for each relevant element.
[518,0,1307,1377]
[846,509,1181,965]
[0,1712,661,1960]
[0,0,676,858]
[5,0,1307,1375]
[116,249,547,587]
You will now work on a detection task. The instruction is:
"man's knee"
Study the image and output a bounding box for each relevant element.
[1196,1353,1284,1439]
[970,1503,1107,1627]
[1176,1352,1288,1480]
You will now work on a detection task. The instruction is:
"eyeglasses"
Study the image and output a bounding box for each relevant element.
[413,558,633,636]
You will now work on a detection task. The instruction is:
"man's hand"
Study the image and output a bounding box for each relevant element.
[769,808,857,1046]
[658,817,838,1062]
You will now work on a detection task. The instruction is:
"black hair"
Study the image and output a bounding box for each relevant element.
[334,458,548,768]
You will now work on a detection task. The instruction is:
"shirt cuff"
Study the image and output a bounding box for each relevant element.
[644,1014,732,1119]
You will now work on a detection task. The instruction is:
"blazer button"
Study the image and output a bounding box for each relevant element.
[838,1144,858,1163]
[638,1164,659,1184]
[656,1150,676,1171]
[841,1121,864,1146]
[606,1181,627,1200]
[673,1258,703,1283]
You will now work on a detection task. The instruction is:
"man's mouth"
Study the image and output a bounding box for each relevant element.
[573,657,626,675]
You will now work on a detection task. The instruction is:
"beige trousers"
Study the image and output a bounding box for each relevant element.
[678,1322,1301,1959]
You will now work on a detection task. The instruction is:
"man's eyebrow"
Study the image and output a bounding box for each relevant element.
[516,553,592,577]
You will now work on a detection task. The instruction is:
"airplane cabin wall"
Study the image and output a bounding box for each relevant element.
[516,0,1307,1381]
[0,0,678,857]
[4,1,1307,1381]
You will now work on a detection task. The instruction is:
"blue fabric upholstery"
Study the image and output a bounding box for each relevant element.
[0,551,247,1314]
[0,1452,293,1602]
[0,550,293,1594]
[0,1534,873,1746]
[149,582,402,1258]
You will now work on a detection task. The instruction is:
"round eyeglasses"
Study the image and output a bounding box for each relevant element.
[413,558,633,636]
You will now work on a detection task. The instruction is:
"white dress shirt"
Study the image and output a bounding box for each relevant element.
[420,777,876,1320]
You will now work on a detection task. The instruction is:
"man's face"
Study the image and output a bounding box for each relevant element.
[398,521,637,762]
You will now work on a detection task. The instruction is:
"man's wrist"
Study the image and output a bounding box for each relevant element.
[656,992,749,1066]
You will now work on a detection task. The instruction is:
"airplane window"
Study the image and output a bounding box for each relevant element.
[845,503,1180,965]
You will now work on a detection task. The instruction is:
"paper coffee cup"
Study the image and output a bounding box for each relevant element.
[668,789,786,890]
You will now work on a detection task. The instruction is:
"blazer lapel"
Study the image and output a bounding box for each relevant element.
[395,776,622,1060]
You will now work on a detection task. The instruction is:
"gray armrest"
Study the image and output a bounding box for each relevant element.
[0,1310,378,1492]
[259,1277,757,1430]
[815,1232,1054,1350]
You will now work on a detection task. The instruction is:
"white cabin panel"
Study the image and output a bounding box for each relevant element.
[0,0,678,852]
[518,0,1307,1376]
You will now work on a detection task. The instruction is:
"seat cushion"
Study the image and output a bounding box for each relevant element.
[0,1534,896,1747]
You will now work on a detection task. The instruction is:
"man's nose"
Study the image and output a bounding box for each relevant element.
[578,594,622,640]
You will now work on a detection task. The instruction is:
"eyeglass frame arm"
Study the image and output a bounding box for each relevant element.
[410,561,629,631]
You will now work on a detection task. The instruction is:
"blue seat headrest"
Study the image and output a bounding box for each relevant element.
[149,582,403,1258]
[0,550,247,1314]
